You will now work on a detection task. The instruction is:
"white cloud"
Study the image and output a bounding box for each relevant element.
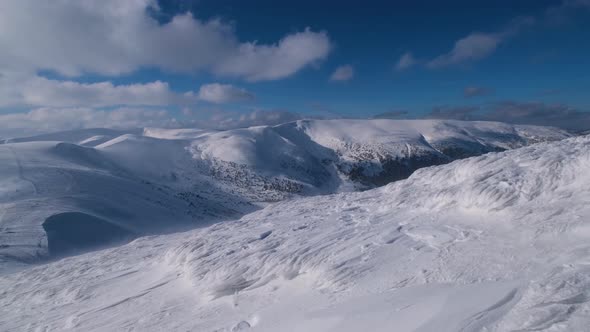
[197,84,255,104]
[214,29,332,81]
[330,65,354,81]
[0,0,331,81]
[0,0,331,137]
[395,52,417,71]
[19,77,193,108]
[0,74,258,107]
[0,107,320,139]
[0,107,178,139]
[427,33,501,68]
[420,16,534,69]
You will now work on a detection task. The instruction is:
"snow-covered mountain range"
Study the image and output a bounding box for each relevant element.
[0,119,569,265]
[1,129,588,331]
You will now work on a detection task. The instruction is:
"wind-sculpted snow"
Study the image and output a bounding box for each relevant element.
[387,135,590,212]
[1,135,589,331]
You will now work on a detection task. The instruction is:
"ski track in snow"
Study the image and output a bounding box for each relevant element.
[0,134,589,331]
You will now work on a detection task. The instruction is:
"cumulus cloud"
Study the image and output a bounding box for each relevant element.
[215,29,332,81]
[197,83,255,104]
[464,86,493,98]
[395,52,417,71]
[330,65,354,81]
[424,101,590,132]
[0,0,331,80]
[0,107,178,139]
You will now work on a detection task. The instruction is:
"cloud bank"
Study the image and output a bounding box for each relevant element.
[424,102,590,132]
[0,0,331,81]
[0,108,313,139]
[0,74,254,108]
[0,0,329,136]
[0,108,178,139]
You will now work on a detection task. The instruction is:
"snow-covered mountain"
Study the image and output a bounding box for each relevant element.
[0,138,254,265]
[0,120,569,264]
[1,133,588,331]
[172,119,570,195]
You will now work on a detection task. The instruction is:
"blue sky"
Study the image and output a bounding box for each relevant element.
[117,0,590,114]
[0,0,589,136]
[140,0,590,115]
[193,0,590,113]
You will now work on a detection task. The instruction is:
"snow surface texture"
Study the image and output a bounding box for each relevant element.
[0,120,568,265]
[1,134,589,331]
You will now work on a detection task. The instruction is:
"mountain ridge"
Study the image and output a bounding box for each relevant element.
[0,119,570,265]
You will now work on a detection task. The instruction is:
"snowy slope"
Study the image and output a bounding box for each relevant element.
[8,120,568,193]
[1,135,589,331]
[0,120,569,266]
[0,140,253,265]
[184,119,570,194]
